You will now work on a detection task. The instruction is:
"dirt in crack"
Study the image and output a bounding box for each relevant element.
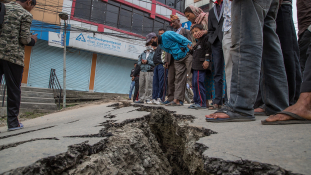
[2,105,299,175]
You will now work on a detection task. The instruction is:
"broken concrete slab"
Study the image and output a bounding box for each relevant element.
[0,102,309,174]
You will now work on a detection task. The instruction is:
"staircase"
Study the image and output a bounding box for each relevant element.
[1,87,58,115]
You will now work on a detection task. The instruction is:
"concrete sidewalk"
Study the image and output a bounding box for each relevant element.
[0,102,310,174]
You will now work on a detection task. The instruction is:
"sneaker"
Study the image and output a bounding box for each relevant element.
[154,98,162,105]
[152,99,157,104]
[179,101,184,106]
[146,100,153,104]
[188,103,197,109]
[8,123,24,131]
[134,100,144,104]
[161,100,171,105]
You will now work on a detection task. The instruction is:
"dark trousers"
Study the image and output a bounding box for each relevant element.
[301,37,311,92]
[0,60,23,129]
[152,64,167,101]
[167,59,175,102]
[276,4,302,105]
[133,77,140,102]
[192,70,206,107]
[299,29,311,74]
[211,38,224,105]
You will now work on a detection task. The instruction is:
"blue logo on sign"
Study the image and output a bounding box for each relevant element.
[182,21,192,30]
[76,33,86,42]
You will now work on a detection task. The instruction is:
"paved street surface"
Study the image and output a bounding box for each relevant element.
[0,102,310,174]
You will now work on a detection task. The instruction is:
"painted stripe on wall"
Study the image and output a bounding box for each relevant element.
[22,46,32,84]
[89,53,97,91]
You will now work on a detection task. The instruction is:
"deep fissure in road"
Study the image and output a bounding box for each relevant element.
[3,104,298,175]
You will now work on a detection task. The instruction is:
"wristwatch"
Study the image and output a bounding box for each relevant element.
[205,59,211,62]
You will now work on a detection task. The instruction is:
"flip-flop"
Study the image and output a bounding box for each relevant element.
[165,101,182,106]
[261,111,311,125]
[206,107,256,123]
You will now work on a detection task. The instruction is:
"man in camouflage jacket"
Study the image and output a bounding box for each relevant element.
[0,0,37,131]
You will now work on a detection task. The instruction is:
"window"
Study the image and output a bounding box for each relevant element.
[157,0,185,12]
[119,8,133,32]
[106,3,120,28]
[91,0,106,24]
[132,12,143,34]
[74,0,92,21]
[74,0,172,36]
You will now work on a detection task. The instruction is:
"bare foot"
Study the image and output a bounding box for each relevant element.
[205,112,230,119]
[254,107,264,113]
[265,92,311,122]
[173,99,180,105]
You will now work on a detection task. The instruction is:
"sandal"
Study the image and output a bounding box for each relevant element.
[206,107,256,123]
[261,111,311,125]
[165,101,182,106]
[208,104,221,110]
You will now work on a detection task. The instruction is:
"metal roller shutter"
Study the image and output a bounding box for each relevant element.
[94,54,137,94]
[27,40,93,91]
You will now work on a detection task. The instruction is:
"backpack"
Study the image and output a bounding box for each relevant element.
[0,2,5,29]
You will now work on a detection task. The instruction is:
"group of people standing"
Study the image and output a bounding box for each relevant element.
[129,0,311,125]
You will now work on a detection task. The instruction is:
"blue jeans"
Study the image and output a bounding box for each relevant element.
[152,64,167,101]
[129,80,135,99]
[192,70,206,107]
[228,0,289,116]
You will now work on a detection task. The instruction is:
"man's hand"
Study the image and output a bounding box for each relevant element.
[164,62,169,69]
[131,77,135,81]
[202,61,209,69]
[187,44,193,50]
[31,34,38,43]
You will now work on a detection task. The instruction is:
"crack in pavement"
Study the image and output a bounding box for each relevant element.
[0,137,59,151]
[1,104,302,175]
[0,126,56,140]
[65,120,80,124]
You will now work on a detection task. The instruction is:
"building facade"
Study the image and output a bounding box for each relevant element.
[19,0,210,94]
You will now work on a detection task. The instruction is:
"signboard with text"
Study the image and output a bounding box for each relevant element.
[69,32,146,60]
[48,32,64,48]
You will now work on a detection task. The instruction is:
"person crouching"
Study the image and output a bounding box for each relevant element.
[187,24,212,109]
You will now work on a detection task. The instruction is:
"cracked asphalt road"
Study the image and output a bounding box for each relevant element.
[0,102,310,174]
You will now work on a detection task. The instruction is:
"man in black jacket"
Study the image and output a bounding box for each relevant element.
[208,0,225,109]
[151,29,168,105]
